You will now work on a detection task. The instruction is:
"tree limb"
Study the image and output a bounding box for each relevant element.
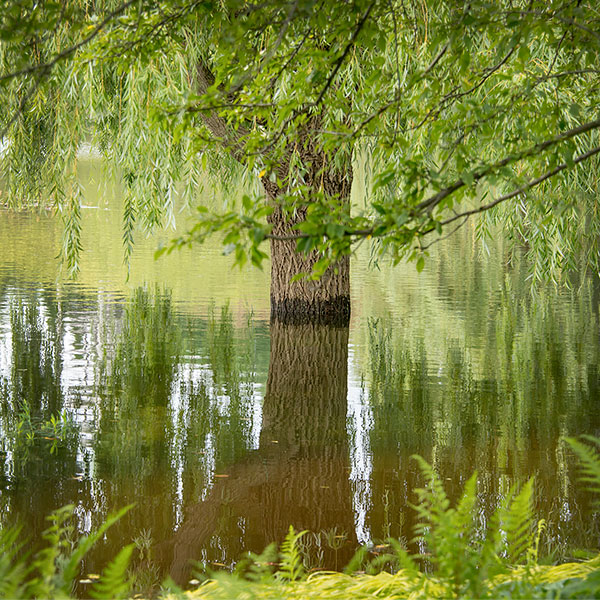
[416,115,600,213]
[437,144,600,229]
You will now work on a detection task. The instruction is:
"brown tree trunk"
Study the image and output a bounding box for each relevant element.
[196,61,352,325]
[265,138,353,326]
[268,205,351,326]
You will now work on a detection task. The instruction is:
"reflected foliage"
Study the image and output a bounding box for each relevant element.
[162,321,356,584]
[363,277,600,556]
[0,293,80,524]
[0,261,598,593]
[104,286,181,405]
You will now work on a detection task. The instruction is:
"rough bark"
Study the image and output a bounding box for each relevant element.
[196,61,352,325]
[266,119,353,325]
[268,203,351,326]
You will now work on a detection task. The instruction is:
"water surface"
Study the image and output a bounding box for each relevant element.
[1,163,599,592]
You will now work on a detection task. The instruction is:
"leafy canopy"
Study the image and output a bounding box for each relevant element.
[1,0,599,281]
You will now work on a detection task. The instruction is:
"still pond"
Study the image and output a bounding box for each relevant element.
[0,161,599,590]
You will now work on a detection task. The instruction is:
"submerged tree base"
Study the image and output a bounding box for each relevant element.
[270,296,351,326]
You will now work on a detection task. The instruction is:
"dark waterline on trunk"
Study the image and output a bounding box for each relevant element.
[270,295,351,326]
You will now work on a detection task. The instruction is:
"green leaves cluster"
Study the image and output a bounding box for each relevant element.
[1,0,600,281]
[155,196,272,269]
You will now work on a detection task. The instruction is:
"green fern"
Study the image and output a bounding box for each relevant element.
[503,478,536,565]
[59,504,134,593]
[412,456,485,597]
[0,503,134,599]
[276,526,307,582]
[28,503,76,598]
[0,526,28,599]
[565,435,600,504]
[238,542,278,583]
[89,544,135,599]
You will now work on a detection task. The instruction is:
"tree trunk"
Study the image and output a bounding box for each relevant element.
[268,207,351,326]
[196,61,352,324]
[265,146,353,326]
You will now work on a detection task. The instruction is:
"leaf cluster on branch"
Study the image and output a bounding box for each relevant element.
[1,0,599,281]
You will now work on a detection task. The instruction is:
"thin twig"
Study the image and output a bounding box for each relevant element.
[312,0,376,108]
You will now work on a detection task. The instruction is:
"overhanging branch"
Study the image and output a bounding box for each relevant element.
[416,115,600,213]
[266,135,600,243]
[438,144,600,229]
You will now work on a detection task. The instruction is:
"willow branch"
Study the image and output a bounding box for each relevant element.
[312,0,376,108]
[437,144,600,229]
[0,0,138,84]
[416,115,600,213]
[267,139,600,243]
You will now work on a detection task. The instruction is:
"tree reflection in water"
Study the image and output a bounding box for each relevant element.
[0,283,599,590]
[162,321,357,583]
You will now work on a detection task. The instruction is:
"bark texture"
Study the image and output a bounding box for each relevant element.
[268,207,351,325]
[266,119,353,325]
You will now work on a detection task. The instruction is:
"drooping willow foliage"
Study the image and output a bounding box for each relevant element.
[1,0,599,284]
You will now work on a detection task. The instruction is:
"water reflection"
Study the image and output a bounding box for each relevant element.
[0,275,598,589]
[162,321,357,582]
[362,283,600,555]
[0,289,82,537]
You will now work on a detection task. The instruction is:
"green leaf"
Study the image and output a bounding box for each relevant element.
[242,194,253,212]
[462,171,475,187]
[326,223,345,238]
[89,544,134,600]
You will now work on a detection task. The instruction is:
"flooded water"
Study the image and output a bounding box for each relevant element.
[1,161,599,591]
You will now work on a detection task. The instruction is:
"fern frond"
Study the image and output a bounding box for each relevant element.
[29,504,75,598]
[59,504,134,594]
[504,478,535,564]
[89,543,135,600]
[455,472,478,532]
[277,526,307,582]
[411,455,451,547]
[478,489,515,581]
[234,542,278,583]
[411,455,450,516]
[565,436,600,503]
[385,538,418,574]
[343,545,370,575]
[0,525,28,599]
